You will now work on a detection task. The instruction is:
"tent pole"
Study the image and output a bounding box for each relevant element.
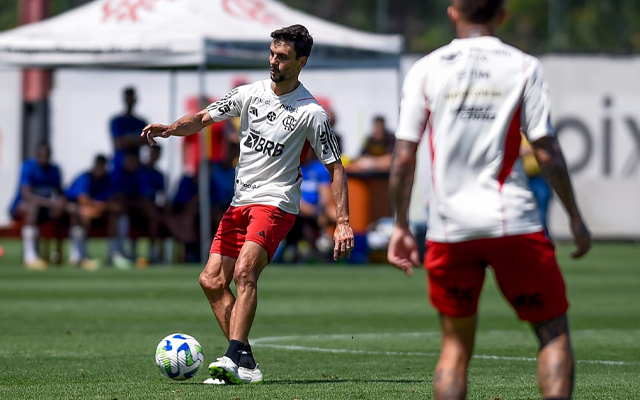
[198,62,211,264]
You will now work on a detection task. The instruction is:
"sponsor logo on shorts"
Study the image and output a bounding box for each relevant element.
[257,231,266,238]
[512,293,544,308]
[445,287,475,302]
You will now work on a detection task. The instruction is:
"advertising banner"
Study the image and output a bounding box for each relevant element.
[541,56,640,239]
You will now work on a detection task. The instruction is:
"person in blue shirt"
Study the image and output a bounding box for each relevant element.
[163,143,239,262]
[9,142,66,270]
[139,145,166,263]
[277,152,332,263]
[65,154,114,270]
[210,142,238,229]
[109,150,160,268]
[110,87,148,172]
[141,146,166,203]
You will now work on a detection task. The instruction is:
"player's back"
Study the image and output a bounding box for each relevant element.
[398,37,553,242]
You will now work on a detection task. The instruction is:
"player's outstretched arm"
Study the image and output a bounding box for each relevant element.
[325,161,354,260]
[532,136,591,259]
[141,109,213,146]
[388,139,421,275]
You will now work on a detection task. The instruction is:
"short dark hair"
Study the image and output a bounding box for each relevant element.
[95,154,108,164]
[270,24,314,59]
[123,87,135,96]
[457,0,504,24]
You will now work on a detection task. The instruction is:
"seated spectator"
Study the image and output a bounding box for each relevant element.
[164,142,239,262]
[65,154,115,270]
[347,115,395,173]
[277,152,332,263]
[139,145,166,263]
[9,142,66,270]
[109,151,160,268]
[211,142,239,229]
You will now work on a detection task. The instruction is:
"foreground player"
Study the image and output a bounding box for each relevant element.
[141,25,354,385]
[387,1,591,399]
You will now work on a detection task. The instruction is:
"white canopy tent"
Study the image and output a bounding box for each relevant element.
[0,0,402,68]
[0,0,403,261]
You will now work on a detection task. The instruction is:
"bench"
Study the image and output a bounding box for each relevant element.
[0,220,176,265]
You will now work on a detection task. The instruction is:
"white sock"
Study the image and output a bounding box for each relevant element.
[21,225,39,263]
[109,239,121,259]
[70,226,86,262]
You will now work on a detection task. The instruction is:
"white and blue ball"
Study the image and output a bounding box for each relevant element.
[155,333,204,380]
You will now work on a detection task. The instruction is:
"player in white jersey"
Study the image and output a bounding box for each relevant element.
[141,25,354,385]
[387,2,591,400]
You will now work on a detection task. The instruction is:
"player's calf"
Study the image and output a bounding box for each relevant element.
[533,314,574,399]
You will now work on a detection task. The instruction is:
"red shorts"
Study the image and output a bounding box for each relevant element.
[210,204,296,261]
[425,231,568,323]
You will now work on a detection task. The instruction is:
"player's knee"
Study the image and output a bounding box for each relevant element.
[198,270,226,293]
[233,263,257,288]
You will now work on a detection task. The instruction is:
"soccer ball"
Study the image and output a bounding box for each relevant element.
[155,333,204,380]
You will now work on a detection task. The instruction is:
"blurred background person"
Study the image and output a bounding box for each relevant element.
[64,154,114,270]
[521,133,552,236]
[347,115,395,172]
[8,142,66,270]
[109,87,148,172]
[109,150,160,268]
[139,145,166,263]
[210,141,239,231]
[165,140,239,263]
[165,170,200,262]
[276,152,333,263]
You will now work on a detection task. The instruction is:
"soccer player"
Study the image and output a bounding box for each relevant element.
[9,142,66,270]
[387,2,591,400]
[141,24,354,385]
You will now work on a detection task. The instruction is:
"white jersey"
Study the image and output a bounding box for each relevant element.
[206,80,340,215]
[396,36,554,243]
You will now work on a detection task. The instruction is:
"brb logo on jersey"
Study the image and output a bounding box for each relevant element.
[244,130,285,157]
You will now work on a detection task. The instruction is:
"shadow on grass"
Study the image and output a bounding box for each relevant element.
[179,378,424,386]
[264,378,424,385]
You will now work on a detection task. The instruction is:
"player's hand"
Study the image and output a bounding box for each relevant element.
[141,124,173,146]
[570,215,591,259]
[333,221,355,260]
[387,226,420,276]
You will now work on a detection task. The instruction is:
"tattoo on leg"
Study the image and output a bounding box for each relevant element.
[533,314,574,398]
[533,314,568,349]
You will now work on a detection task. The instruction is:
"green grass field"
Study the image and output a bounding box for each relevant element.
[0,240,638,399]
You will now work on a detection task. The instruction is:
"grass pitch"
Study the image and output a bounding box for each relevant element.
[0,240,638,399]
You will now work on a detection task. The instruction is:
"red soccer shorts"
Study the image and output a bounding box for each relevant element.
[210,204,296,261]
[425,231,568,323]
